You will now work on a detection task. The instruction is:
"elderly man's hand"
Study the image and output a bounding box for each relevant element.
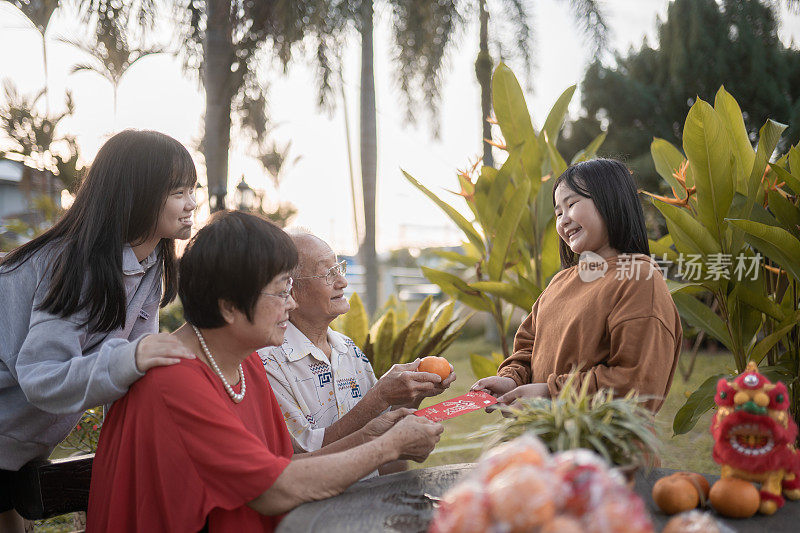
[362,408,415,440]
[374,359,456,408]
[384,415,443,463]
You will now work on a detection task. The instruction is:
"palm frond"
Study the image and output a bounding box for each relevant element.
[126,46,167,70]
[76,0,160,31]
[69,62,103,75]
[57,35,96,55]
[60,8,168,86]
[497,0,535,82]
[561,0,609,54]
[8,0,59,35]
[390,0,463,133]
[0,80,76,172]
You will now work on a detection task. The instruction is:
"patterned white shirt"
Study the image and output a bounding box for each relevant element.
[258,322,378,452]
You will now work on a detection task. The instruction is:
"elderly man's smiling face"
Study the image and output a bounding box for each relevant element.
[290,234,350,325]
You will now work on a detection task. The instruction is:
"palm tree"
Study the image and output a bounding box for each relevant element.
[61,11,164,125]
[193,0,235,211]
[0,80,74,194]
[474,0,606,166]
[476,0,493,167]
[359,0,379,315]
[5,0,60,112]
[2,1,84,203]
[352,0,462,314]
[179,0,348,211]
[182,0,460,313]
[351,0,608,313]
[340,80,361,250]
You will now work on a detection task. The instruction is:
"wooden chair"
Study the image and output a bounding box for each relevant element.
[13,455,93,521]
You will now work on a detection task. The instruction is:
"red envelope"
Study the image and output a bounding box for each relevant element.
[414,390,498,422]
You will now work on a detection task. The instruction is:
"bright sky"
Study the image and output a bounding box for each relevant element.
[2,1,800,255]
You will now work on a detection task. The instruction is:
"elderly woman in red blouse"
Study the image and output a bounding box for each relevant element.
[87,211,442,533]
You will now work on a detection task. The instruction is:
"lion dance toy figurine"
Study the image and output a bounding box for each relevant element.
[711,361,800,514]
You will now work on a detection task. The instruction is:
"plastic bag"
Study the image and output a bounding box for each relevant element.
[430,435,655,533]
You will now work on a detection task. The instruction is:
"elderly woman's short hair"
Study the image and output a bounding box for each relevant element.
[179,211,298,328]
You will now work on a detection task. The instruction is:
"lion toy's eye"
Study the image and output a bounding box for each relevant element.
[715,379,735,407]
[769,383,790,410]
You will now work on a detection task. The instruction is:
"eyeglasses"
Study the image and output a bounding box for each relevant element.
[296,260,347,285]
[261,277,294,301]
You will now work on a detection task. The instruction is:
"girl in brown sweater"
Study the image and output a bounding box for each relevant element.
[471,159,681,413]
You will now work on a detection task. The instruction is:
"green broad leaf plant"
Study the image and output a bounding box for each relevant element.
[403,63,607,375]
[642,86,800,434]
[331,293,471,377]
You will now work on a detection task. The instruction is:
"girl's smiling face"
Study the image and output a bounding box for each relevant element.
[554,181,617,258]
[154,183,197,241]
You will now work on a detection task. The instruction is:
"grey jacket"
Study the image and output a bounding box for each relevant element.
[0,243,162,470]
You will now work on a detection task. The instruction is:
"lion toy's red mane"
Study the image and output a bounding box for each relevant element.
[710,362,800,514]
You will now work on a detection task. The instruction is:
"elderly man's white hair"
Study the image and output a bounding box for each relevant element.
[285,228,333,282]
[284,226,315,237]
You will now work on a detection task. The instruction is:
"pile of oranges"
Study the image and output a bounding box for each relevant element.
[429,436,654,533]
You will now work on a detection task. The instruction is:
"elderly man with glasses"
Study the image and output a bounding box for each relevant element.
[258,232,455,471]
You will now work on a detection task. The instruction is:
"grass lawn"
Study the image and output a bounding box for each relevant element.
[413,338,734,474]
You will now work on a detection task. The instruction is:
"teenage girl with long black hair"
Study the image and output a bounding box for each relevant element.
[472,158,682,414]
[0,130,198,530]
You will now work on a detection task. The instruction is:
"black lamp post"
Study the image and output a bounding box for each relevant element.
[235,175,256,212]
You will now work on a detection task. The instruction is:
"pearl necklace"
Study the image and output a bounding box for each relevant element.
[192,325,245,403]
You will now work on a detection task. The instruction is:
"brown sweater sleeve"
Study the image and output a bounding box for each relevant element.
[497,303,538,386]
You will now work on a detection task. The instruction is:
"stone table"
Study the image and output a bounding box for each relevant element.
[635,468,799,532]
[278,464,800,532]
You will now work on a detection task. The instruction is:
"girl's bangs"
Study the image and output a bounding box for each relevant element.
[167,149,198,190]
[563,173,593,198]
[553,170,592,205]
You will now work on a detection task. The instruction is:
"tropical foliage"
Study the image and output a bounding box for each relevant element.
[6,0,59,108]
[0,81,81,193]
[472,375,659,468]
[331,293,471,377]
[642,86,800,433]
[61,6,165,122]
[561,0,800,193]
[469,350,506,380]
[404,63,606,366]
[58,406,102,454]
[159,300,185,333]
[474,0,607,168]
[0,195,62,252]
